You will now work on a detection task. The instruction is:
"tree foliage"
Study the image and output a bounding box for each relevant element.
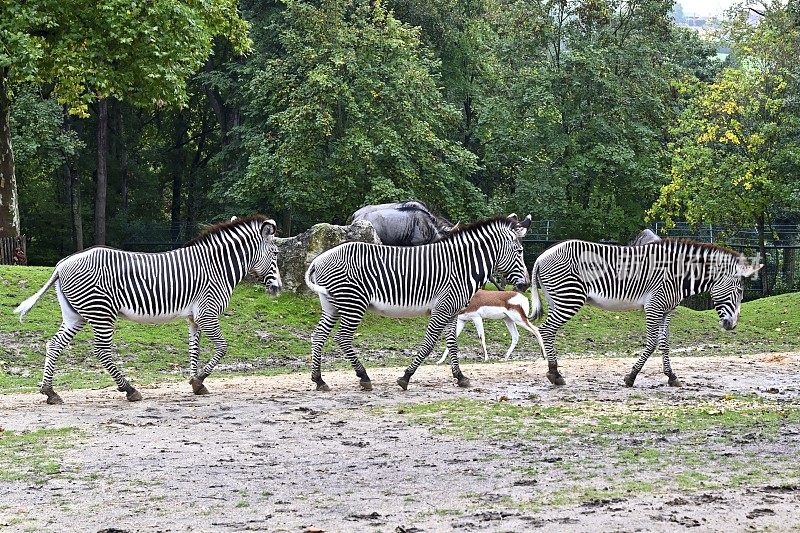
[650,1,800,233]
[6,0,800,266]
[216,0,480,228]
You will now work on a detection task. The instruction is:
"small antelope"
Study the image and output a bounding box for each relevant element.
[436,290,546,364]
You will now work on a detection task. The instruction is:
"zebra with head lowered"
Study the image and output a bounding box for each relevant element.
[305,215,531,391]
[14,215,282,404]
[530,238,762,387]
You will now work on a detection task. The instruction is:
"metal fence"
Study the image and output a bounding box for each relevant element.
[119,221,201,252]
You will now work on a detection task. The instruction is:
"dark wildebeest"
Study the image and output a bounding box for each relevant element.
[629,228,661,246]
[349,201,453,246]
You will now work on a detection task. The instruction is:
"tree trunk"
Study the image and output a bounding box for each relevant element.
[185,115,208,235]
[0,68,20,238]
[756,214,769,296]
[67,162,83,251]
[113,101,130,214]
[170,111,189,242]
[281,208,292,237]
[63,110,83,251]
[95,99,109,245]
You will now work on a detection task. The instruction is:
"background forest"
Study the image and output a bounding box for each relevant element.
[1,0,799,266]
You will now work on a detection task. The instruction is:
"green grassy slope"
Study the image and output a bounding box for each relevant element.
[1,265,797,392]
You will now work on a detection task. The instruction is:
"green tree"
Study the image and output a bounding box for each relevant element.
[650,3,800,294]
[10,87,83,263]
[0,0,249,242]
[478,0,710,240]
[221,0,479,232]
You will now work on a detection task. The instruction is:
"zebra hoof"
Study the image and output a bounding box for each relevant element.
[397,377,409,391]
[190,377,209,395]
[668,376,683,387]
[457,377,471,388]
[126,389,143,402]
[546,372,566,386]
[624,373,636,387]
[316,382,331,392]
[360,380,373,391]
[41,388,64,405]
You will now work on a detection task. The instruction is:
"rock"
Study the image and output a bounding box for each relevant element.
[275,220,381,294]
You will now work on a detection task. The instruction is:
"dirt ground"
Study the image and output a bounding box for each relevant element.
[1,353,800,533]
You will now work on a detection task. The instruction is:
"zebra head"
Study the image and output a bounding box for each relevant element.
[495,214,532,292]
[710,255,763,330]
[252,219,282,296]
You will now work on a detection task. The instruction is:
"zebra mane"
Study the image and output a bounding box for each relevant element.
[656,238,741,259]
[440,216,512,241]
[184,215,271,247]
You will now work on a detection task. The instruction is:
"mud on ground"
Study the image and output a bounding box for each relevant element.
[1,353,800,532]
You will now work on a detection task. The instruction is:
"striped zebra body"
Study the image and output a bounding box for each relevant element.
[14,216,281,404]
[305,215,531,391]
[530,239,762,387]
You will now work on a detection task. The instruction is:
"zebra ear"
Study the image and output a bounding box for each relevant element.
[231,216,238,222]
[507,213,519,223]
[520,214,532,229]
[261,219,277,238]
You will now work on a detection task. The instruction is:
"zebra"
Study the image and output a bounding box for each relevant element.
[14,215,282,404]
[529,238,762,387]
[304,214,531,391]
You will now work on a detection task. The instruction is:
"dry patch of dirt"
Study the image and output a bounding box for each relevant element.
[1,353,800,532]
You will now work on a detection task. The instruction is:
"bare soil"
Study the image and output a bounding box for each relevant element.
[2,353,800,532]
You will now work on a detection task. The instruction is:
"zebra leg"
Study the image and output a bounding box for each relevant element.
[39,287,86,404]
[311,295,340,391]
[624,312,662,387]
[187,318,206,394]
[90,322,141,401]
[538,296,584,386]
[192,317,228,394]
[659,313,681,387]
[333,304,372,391]
[435,318,466,365]
[444,320,471,388]
[40,320,85,405]
[397,311,453,390]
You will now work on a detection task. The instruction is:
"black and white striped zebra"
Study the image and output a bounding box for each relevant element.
[14,215,282,404]
[305,215,531,391]
[530,239,762,387]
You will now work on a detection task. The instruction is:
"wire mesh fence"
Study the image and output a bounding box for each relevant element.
[119,221,202,252]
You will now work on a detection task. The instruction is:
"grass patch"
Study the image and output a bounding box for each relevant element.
[0,427,83,484]
[397,397,800,441]
[399,397,800,504]
[2,265,799,392]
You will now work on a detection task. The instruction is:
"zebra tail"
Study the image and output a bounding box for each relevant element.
[14,269,59,322]
[529,261,542,320]
[304,263,329,296]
